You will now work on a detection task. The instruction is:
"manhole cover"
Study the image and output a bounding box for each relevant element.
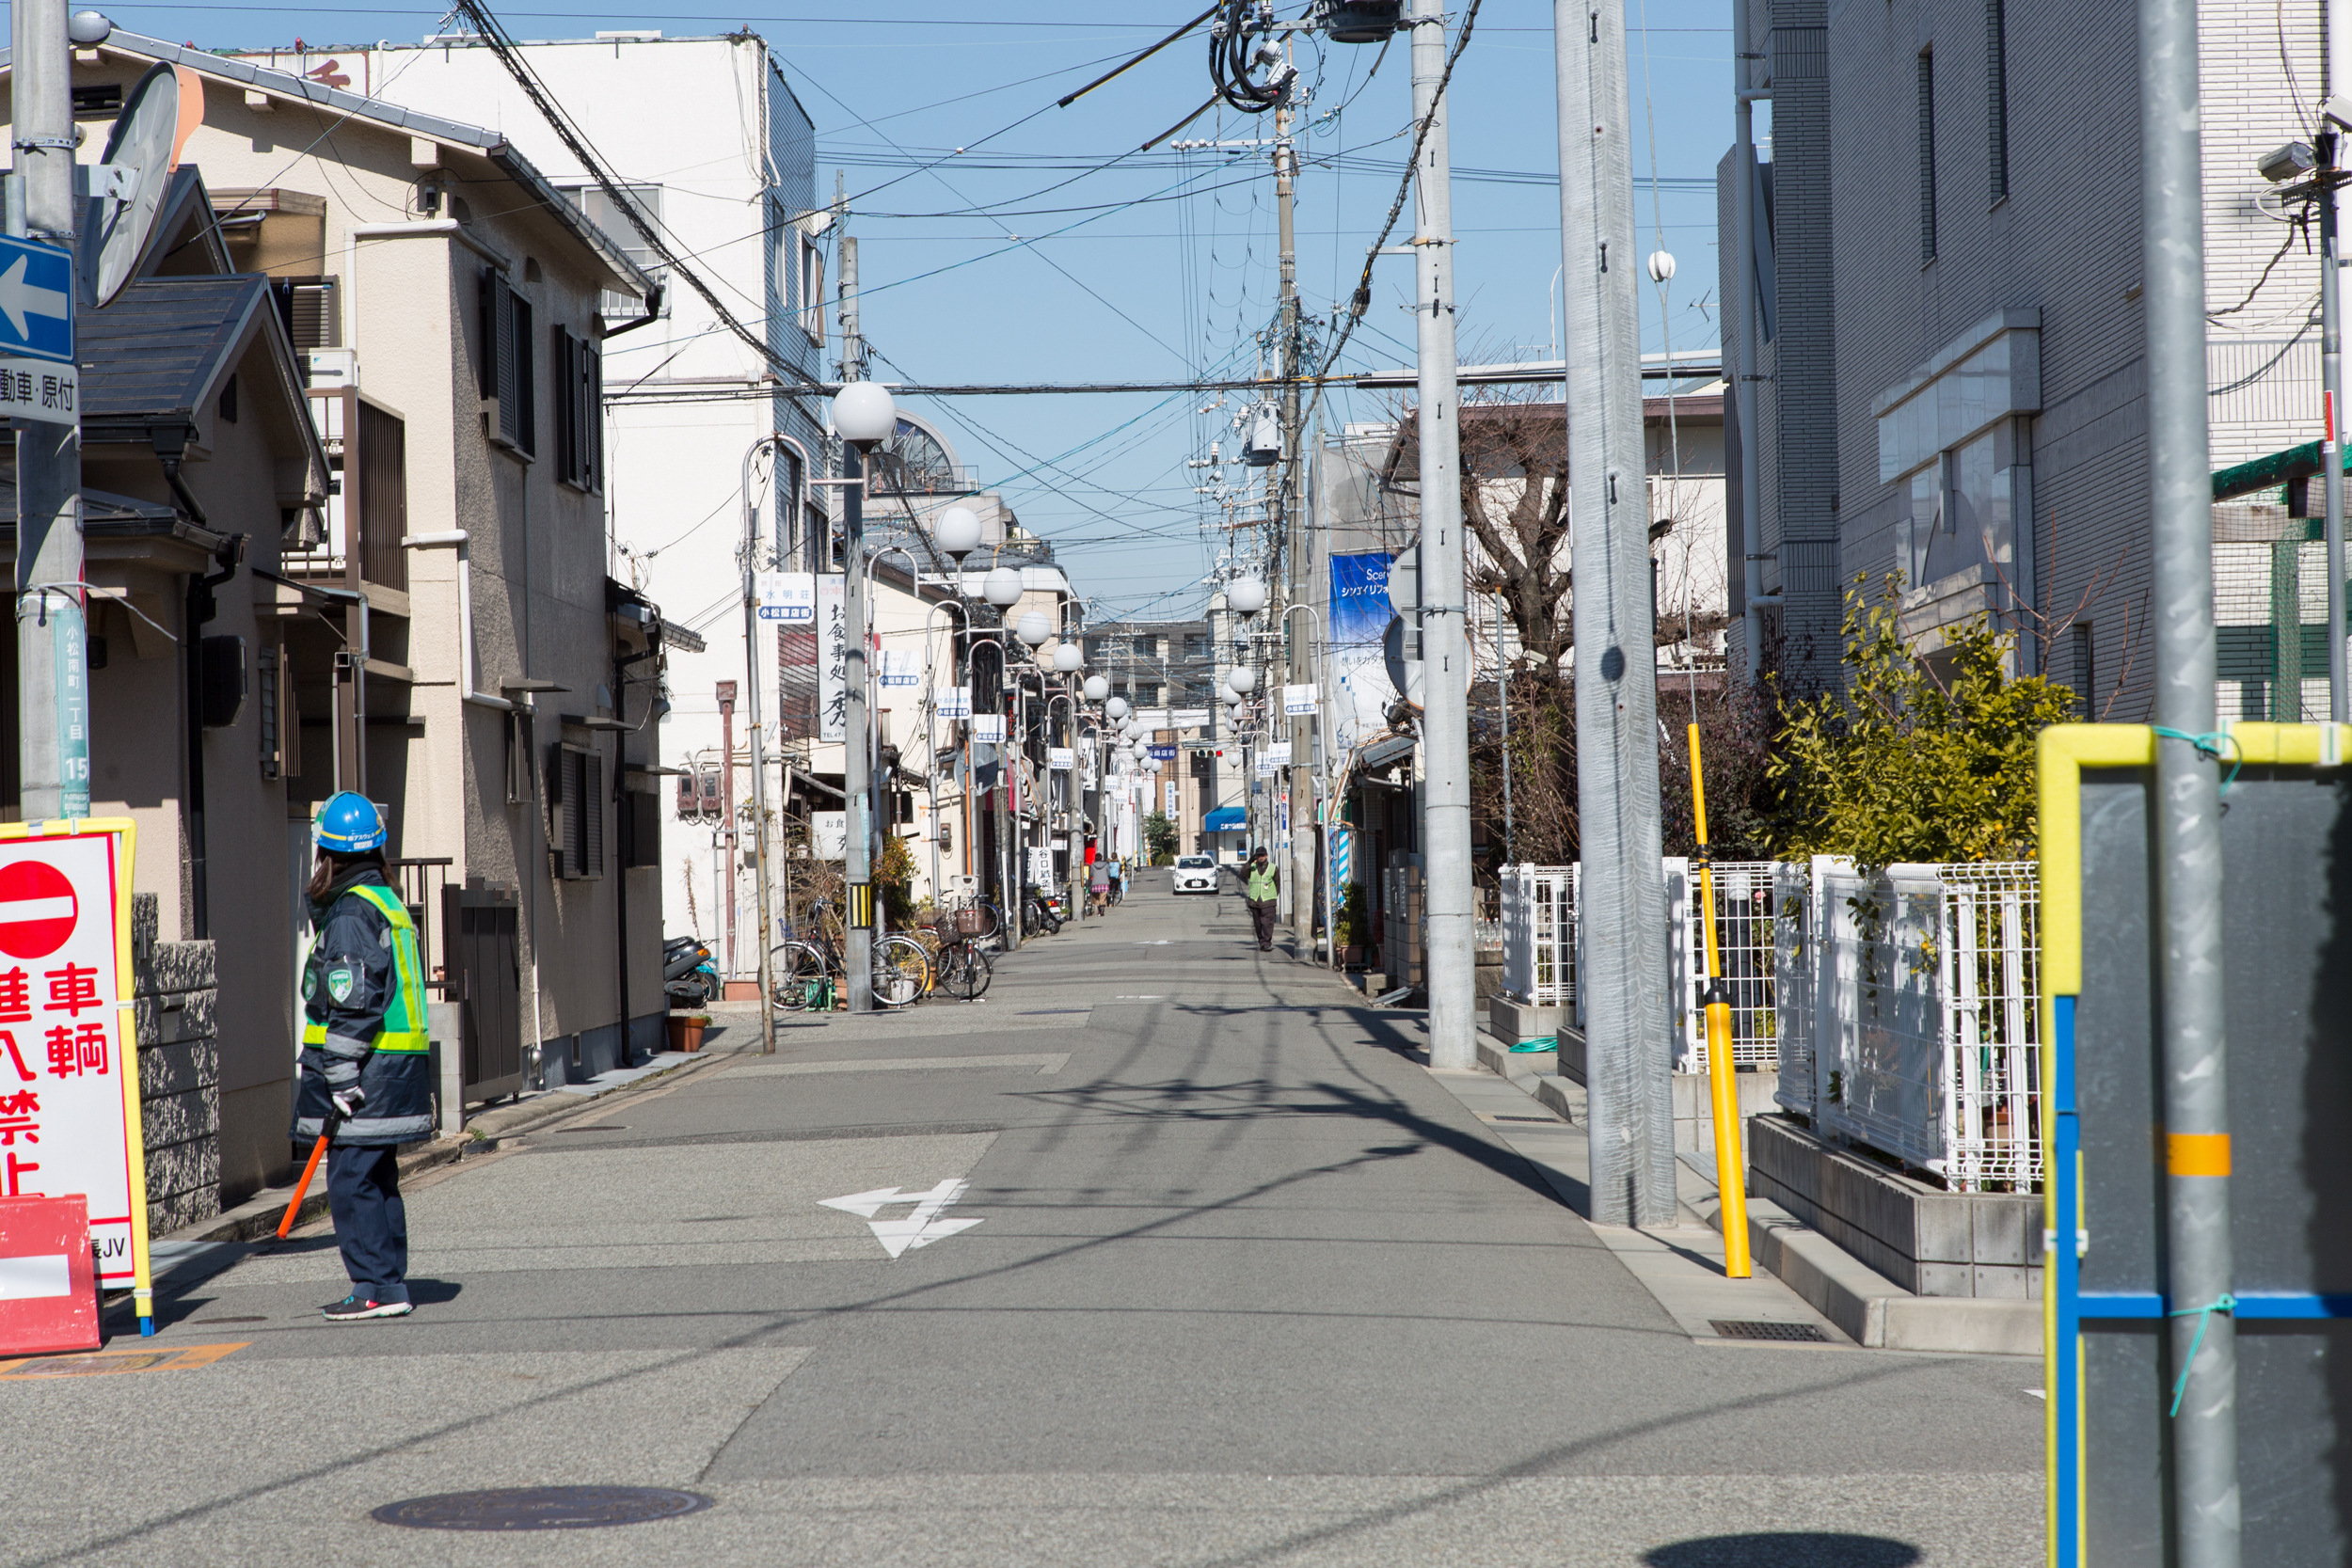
[372,1486,715,1531]
[1711,1319,1830,1342]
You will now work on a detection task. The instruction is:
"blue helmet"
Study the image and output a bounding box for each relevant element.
[315,791,387,854]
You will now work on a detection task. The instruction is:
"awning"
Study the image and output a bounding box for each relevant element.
[1203,806,1248,832]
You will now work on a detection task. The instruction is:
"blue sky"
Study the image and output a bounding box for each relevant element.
[58,1,1733,619]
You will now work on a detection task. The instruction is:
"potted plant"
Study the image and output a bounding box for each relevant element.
[668,1012,712,1053]
[1335,883,1371,967]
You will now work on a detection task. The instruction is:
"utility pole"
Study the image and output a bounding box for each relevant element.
[1730,0,1769,683]
[1277,54,1315,954]
[2328,3,2350,723]
[1409,0,1475,1070]
[716,680,739,977]
[2140,0,2238,1558]
[839,229,876,1012]
[742,439,783,1053]
[1556,0,1676,1225]
[12,0,84,824]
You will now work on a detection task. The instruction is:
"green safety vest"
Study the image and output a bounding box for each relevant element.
[1248,863,1278,901]
[301,884,431,1053]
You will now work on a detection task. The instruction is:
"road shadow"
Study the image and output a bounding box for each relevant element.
[1645,1535,1921,1567]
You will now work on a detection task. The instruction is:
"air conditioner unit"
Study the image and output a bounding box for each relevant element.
[304,348,358,388]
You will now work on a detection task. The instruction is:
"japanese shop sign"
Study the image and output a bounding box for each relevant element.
[1283,683,1319,717]
[0,820,149,1307]
[1047,747,1073,771]
[817,574,847,743]
[756,571,816,624]
[936,685,972,720]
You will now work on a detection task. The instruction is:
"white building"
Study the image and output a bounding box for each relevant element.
[237,32,831,978]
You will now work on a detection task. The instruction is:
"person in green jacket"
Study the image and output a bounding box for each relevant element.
[1244,845,1279,952]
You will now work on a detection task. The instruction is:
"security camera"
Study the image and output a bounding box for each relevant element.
[2260,142,2317,183]
[2326,95,2352,134]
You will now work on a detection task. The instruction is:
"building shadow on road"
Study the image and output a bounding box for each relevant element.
[1645,1535,1920,1567]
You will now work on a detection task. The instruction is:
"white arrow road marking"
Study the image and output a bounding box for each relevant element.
[818,1178,983,1259]
[0,255,67,341]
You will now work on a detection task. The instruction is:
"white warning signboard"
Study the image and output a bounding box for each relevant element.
[0,821,147,1299]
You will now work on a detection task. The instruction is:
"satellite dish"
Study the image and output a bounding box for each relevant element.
[84,63,205,309]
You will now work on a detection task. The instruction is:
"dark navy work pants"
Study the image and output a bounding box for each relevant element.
[326,1143,409,1304]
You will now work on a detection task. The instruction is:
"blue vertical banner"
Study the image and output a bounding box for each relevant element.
[1327,551,1396,760]
[54,599,88,817]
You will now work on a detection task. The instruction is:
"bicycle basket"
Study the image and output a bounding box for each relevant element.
[953,908,988,936]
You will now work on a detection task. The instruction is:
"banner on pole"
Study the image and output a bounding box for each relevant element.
[879,648,919,688]
[817,574,847,742]
[0,821,149,1321]
[936,685,972,720]
[1164,782,1179,816]
[1048,747,1073,771]
[972,715,1005,744]
[1282,683,1318,717]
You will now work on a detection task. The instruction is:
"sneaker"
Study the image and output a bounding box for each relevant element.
[321,1294,413,1322]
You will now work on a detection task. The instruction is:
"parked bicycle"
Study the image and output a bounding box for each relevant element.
[771,899,931,1010]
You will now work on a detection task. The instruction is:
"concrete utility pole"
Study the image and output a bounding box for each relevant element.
[2139,0,2239,1558]
[1556,0,1676,1226]
[716,680,739,976]
[13,0,85,822]
[1730,0,1769,683]
[839,232,876,1012]
[742,438,784,1053]
[1409,0,1475,1070]
[2329,1,2351,722]
[1276,56,1315,951]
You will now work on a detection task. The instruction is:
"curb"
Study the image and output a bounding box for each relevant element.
[1465,1027,2038,1357]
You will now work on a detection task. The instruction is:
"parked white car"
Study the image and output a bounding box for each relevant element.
[1172,854,1218,895]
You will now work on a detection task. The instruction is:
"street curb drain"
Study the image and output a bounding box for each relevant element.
[1710,1320,1830,1343]
[372,1486,715,1530]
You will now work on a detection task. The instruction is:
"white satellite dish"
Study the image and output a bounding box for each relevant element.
[83,63,204,309]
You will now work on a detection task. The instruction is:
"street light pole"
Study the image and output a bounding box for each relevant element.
[740,436,785,1053]
[833,382,898,1013]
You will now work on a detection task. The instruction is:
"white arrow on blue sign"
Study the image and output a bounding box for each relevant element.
[0,238,72,363]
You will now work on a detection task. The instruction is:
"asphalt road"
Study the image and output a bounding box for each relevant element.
[0,873,2042,1567]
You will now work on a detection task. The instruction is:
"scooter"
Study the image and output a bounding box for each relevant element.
[663,934,720,1006]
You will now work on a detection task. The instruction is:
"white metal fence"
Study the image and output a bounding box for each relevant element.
[1499,864,1578,1010]
[1773,857,2042,1193]
[1672,859,1779,1073]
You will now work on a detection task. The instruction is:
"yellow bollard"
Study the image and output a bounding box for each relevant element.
[1688,723,1753,1279]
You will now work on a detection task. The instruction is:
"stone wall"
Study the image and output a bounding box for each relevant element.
[130,895,221,1234]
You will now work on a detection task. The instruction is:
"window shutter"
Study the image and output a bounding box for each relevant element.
[583,752,605,878]
[509,291,536,455]
[582,338,603,493]
[494,283,517,442]
[552,325,578,483]
[478,267,501,401]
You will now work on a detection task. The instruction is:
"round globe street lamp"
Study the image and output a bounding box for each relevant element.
[1106,695,1130,721]
[69,10,113,44]
[827,377,897,1015]
[1228,576,1268,616]
[983,565,1024,608]
[934,504,983,564]
[833,380,897,448]
[1226,666,1258,694]
[1017,610,1053,648]
[1084,674,1109,702]
[1053,641,1084,673]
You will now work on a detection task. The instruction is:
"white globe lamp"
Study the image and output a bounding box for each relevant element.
[1227,577,1268,616]
[934,504,983,562]
[1084,674,1109,702]
[1053,642,1083,673]
[832,381,897,447]
[1106,695,1130,721]
[1016,610,1053,648]
[983,566,1023,608]
[1227,666,1258,694]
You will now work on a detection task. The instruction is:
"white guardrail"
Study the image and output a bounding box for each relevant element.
[1502,855,2042,1194]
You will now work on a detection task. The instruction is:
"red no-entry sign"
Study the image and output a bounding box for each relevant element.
[0,860,77,960]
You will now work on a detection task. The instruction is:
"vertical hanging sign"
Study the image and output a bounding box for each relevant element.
[0,819,149,1332]
[54,605,88,817]
[817,574,847,742]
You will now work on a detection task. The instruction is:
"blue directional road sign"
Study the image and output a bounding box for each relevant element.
[0,236,72,363]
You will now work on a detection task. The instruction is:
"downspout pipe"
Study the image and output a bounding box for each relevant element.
[402,531,515,710]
